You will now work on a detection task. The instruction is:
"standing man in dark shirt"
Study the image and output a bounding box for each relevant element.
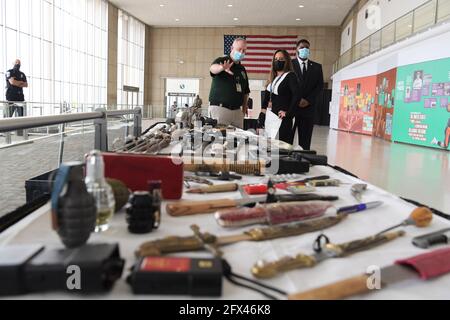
[5,59,28,118]
[209,38,250,128]
[292,39,324,150]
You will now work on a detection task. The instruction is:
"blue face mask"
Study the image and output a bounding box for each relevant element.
[232,51,245,62]
[298,48,310,60]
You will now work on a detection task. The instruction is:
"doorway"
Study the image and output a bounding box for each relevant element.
[165,78,200,118]
[122,85,140,110]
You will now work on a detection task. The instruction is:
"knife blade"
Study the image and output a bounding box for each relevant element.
[379,264,419,285]
[166,193,339,216]
[289,246,450,300]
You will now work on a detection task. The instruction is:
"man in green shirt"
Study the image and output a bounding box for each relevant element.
[209,38,250,128]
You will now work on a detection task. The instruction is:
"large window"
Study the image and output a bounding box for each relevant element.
[0,0,108,113]
[117,10,145,106]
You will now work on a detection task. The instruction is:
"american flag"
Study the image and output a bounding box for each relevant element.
[224,35,299,74]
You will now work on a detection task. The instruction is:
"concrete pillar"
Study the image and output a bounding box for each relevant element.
[144,25,153,108]
[107,3,119,108]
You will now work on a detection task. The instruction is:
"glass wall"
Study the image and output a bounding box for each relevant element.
[117,10,145,106]
[0,0,108,110]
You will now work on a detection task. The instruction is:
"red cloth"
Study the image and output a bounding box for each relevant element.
[396,247,450,280]
[102,153,184,200]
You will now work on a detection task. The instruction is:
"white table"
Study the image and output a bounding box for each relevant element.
[1,165,450,300]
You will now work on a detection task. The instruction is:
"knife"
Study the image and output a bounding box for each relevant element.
[136,215,348,257]
[166,194,339,216]
[252,230,405,279]
[288,246,450,300]
[412,228,450,248]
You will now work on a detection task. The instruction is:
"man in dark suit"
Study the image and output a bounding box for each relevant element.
[291,39,324,150]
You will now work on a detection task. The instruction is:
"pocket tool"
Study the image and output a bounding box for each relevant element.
[351,184,368,202]
[412,228,450,249]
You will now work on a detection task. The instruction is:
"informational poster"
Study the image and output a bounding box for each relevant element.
[338,76,377,135]
[393,58,450,150]
[373,68,397,141]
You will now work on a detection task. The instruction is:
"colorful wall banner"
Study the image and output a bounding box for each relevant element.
[374,68,397,141]
[338,76,377,135]
[393,57,450,150]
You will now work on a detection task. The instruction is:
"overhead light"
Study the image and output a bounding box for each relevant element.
[227,4,233,7]
[178,60,185,64]
[408,24,412,28]
[175,18,180,22]
[233,17,239,21]
[299,5,305,8]
[159,4,165,7]
[296,18,301,21]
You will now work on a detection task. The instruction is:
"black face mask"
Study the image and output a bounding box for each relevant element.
[13,64,21,71]
[273,60,285,72]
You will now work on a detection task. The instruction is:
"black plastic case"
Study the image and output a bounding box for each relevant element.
[127,256,223,297]
[24,243,125,294]
[0,245,44,296]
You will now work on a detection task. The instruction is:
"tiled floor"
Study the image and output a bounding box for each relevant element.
[311,126,450,214]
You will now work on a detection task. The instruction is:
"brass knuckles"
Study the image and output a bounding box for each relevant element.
[251,254,317,279]
[135,233,217,257]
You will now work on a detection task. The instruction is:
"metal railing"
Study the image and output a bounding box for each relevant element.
[0,101,165,145]
[0,108,142,163]
[334,0,450,73]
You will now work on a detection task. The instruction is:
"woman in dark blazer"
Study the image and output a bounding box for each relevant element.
[259,49,299,144]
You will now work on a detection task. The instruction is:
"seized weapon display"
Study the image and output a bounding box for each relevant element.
[183,157,265,176]
[251,230,405,279]
[186,183,239,194]
[128,132,172,154]
[351,184,368,202]
[288,246,450,300]
[306,179,343,187]
[195,171,243,181]
[184,176,214,186]
[115,123,176,154]
[215,201,383,228]
[135,214,348,257]
[166,193,339,217]
[376,207,433,235]
[214,201,334,228]
[242,176,331,195]
[412,228,450,249]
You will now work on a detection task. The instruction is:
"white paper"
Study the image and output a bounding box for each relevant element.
[264,109,282,139]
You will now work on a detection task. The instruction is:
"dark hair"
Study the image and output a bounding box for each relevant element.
[296,39,310,48]
[267,50,294,85]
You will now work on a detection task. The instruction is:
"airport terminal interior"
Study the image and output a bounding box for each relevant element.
[0,0,450,301]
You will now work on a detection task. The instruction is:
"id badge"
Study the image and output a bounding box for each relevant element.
[236,83,242,93]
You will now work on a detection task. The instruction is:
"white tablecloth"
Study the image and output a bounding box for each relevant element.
[1,165,450,300]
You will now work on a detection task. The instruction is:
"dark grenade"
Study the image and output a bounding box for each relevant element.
[54,162,97,248]
[126,191,158,234]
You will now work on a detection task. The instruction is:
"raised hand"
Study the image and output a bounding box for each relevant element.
[221,59,234,75]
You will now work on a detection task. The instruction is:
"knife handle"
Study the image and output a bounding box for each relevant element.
[288,274,371,300]
[188,183,238,194]
[252,254,316,279]
[166,199,237,216]
[427,234,448,247]
[136,235,206,257]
